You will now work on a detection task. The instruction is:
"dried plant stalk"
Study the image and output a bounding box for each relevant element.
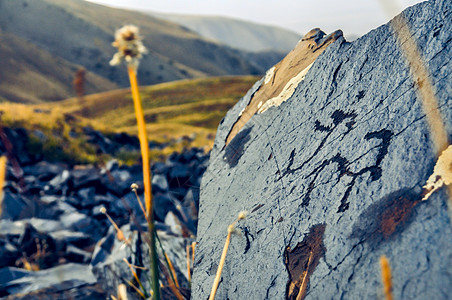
[296,251,313,300]
[209,229,232,300]
[209,211,247,300]
[165,253,180,288]
[380,255,393,300]
[128,66,160,299]
[0,156,6,216]
[186,244,192,283]
[110,24,159,299]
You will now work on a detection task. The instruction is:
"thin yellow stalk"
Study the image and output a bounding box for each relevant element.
[186,244,192,283]
[191,242,196,265]
[0,156,6,216]
[125,280,146,299]
[209,211,247,300]
[123,259,149,298]
[127,66,160,299]
[209,230,232,300]
[165,253,180,288]
[380,255,393,300]
[167,282,184,300]
[101,208,125,241]
[133,188,148,222]
[296,251,313,300]
[158,259,184,300]
[123,258,144,290]
[128,67,152,217]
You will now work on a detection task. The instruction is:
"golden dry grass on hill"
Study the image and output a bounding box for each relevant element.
[0,76,258,164]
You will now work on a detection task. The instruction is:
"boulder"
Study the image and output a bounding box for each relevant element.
[192,1,452,299]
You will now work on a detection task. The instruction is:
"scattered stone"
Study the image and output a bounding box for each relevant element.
[0,192,35,221]
[0,240,20,268]
[65,245,92,264]
[152,174,169,193]
[1,129,207,298]
[0,263,98,297]
[22,161,63,181]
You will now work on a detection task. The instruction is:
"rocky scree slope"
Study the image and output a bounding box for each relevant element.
[0,127,207,299]
[192,0,452,299]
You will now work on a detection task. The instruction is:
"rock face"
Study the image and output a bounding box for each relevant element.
[192,1,452,299]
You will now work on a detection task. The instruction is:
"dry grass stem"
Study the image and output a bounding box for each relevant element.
[209,211,247,300]
[296,251,313,300]
[128,66,153,218]
[380,255,393,300]
[191,242,196,265]
[209,230,232,300]
[160,261,184,300]
[132,186,148,222]
[125,280,145,299]
[186,244,192,283]
[110,25,160,298]
[165,253,180,288]
[123,258,142,288]
[100,207,126,241]
[0,156,6,216]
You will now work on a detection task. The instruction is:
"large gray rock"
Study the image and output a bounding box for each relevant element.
[192,0,452,299]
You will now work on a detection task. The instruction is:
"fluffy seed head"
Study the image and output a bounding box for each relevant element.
[110,25,147,70]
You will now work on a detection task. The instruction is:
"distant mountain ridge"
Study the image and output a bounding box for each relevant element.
[0,0,288,103]
[149,13,301,53]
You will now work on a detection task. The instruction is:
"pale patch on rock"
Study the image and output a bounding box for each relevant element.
[264,67,275,84]
[258,62,313,114]
[423,145,452,201]
[224,29,343,146]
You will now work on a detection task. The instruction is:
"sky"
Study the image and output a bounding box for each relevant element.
[84,0,425,37]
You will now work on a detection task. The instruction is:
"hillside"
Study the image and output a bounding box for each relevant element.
[0,0,263,103]
[149,13,301,53]
[0,76,259,163]
[0,29,117,104]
